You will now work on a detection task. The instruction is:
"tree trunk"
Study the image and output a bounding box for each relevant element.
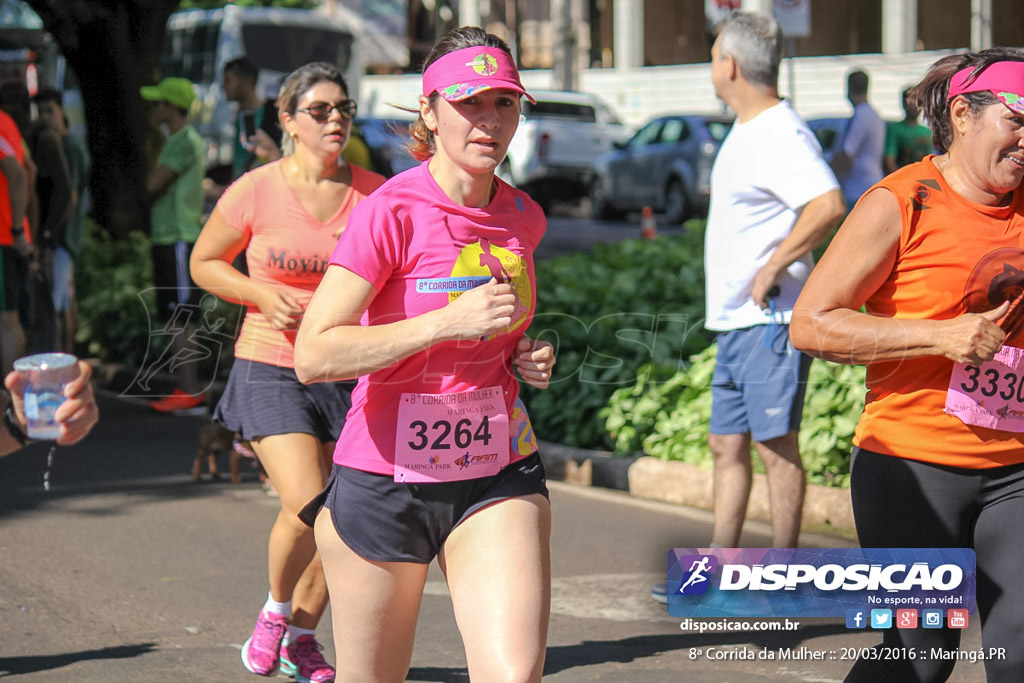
[26,0,179,238]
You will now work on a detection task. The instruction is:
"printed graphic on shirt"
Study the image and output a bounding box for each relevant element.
[266,248,330,277]
[413,238,531,337]
[510,398,538,457]
[911,179,940,211]
[416,276,491,294]
[963,247,1024,337]
[451,238,531,335]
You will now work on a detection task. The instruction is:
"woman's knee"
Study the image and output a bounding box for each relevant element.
[274,507,317,538]
[469,655,543,683]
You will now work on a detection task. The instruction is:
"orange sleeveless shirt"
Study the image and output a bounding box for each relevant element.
[854,156,1024,468]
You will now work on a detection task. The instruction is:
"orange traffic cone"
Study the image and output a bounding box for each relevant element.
[641,206,658,240]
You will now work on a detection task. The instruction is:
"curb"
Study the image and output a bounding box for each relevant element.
[538,440,856,539]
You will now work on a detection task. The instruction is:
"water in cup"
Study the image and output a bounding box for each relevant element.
[12,353,79,440]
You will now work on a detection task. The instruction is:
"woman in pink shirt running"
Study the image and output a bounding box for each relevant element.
[295,27,556,682]
[191,62,385,682]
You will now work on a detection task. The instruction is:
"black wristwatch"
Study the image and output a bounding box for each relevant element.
[3,403,32,447]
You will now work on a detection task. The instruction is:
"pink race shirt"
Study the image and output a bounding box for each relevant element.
[218,161,385,367]
[329,161,546,475]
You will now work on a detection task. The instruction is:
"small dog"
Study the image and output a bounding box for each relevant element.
[193,421,249,482]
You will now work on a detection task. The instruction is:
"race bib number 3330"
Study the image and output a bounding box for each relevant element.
[394,386,510,483]
[945,345,1024,431]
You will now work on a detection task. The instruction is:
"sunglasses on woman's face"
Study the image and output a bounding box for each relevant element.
[296,99,358,122]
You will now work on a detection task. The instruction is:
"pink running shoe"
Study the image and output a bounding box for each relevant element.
[280,634,336,683]
[240,610,288,676]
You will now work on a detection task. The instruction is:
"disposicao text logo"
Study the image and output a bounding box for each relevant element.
[666,548,976,618]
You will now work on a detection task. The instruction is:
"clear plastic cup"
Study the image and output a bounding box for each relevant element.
[12,353,80,440]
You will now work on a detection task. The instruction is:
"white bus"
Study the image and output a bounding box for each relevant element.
[160,5,363,173]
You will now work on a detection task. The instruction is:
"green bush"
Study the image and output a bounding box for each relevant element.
[76,221,156,367]
[602,344,866,488]
[75,220,243,381]
[522,223,713,448]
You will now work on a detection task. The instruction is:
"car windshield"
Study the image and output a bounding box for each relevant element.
[628,120,663,148]
[704,120,731,142]
[524,101,597,122]
[241,24,354,74]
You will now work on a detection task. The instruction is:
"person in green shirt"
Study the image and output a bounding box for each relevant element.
[140,77,208,413]
[883,87,935,175]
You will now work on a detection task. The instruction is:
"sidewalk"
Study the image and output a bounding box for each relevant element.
[539,440,857,541]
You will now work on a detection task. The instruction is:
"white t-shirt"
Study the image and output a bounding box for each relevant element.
[704,100,839,332]
[839,101,886,206]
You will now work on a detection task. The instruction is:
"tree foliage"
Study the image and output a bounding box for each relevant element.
[179,0,321,8]
[21,0,324,236]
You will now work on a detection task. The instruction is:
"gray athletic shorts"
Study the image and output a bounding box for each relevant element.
[213,358,354,442]
[299,452,548,563]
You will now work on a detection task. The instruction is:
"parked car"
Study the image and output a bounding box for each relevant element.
[587,113,732,223]
[354,116,417,177]
[806,116,849,164]
[501,90,630,210]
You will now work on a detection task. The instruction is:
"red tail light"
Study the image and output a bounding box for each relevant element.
[538,133,550,162]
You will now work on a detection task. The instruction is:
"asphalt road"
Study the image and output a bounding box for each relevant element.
[535,204,686,261]
[0,392,991,682]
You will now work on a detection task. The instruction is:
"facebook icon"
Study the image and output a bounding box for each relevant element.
[846,609,867,629]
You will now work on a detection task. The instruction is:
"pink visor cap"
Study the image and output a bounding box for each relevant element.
[422,46,535,104]
[948,61,1024,114]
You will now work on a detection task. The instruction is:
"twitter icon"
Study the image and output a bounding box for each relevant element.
[871,609,893,629]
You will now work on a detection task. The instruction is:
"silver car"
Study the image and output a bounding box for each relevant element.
[587,114,732,223]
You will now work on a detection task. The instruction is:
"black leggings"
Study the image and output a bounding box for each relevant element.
[845,448,1024,683]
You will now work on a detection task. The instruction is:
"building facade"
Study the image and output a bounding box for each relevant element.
[400,0,1022,73]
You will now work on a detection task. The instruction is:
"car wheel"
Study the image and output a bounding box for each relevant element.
[589,178,617,220]
[664,178,688,225]
[529,188,552,214]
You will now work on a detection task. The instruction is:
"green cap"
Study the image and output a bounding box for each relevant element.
[140,77,195,110]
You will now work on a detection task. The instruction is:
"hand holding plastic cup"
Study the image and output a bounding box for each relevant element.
[12,353,81,440]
